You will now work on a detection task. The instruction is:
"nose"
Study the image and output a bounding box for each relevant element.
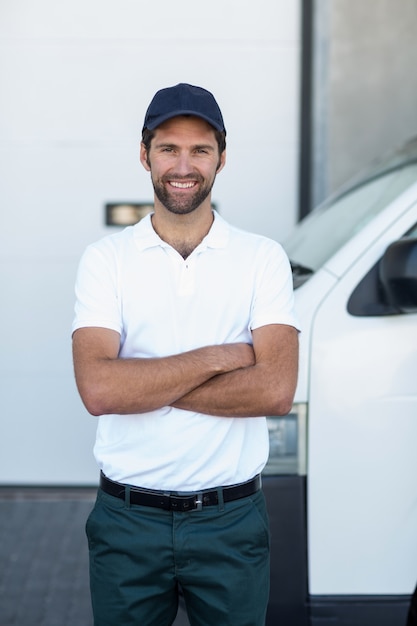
[174,151,193,176]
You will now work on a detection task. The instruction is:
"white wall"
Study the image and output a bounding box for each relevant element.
[0,0,301,484]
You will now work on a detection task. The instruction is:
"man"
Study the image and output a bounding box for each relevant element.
[72,83,299,626]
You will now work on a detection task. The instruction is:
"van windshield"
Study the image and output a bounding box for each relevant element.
[284,162,417,286]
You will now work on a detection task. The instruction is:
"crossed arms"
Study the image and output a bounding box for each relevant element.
[72,323,299,418]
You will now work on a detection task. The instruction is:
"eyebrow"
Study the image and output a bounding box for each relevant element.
[154,142,216,152]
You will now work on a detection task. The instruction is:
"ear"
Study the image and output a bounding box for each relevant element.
[216,149,226,173]
[140,143,151,171]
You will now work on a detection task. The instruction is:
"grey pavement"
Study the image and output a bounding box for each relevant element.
[0,488,189,626]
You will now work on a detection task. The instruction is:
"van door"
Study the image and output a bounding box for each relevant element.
[307,213,417,624]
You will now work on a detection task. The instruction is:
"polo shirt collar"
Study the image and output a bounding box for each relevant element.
[132,213,165,251]
[133,210,229,252]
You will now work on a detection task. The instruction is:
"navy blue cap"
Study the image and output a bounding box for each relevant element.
[142,83,226,134]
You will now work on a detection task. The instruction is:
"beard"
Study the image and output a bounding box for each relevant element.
[151,172,216,215]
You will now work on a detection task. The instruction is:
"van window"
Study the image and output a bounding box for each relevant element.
[284,164,417,278]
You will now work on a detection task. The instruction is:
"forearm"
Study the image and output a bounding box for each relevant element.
[171,362,295,417]
[73,328,255,416]
[172,325,299,418]
[77,349,223,416]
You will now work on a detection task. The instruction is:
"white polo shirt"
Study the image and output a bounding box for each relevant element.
[73,211,298,490]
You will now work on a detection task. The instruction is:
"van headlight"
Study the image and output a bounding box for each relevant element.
[263,403,308,476]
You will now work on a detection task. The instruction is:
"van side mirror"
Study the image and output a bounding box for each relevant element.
[379,237,417,314]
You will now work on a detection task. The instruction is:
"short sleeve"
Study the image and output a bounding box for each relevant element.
[250,240,300,332]
[72,241,122,335]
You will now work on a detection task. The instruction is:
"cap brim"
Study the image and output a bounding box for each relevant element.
[144,110,225,133]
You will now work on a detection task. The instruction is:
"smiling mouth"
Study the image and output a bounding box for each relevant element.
[169,181,197,189]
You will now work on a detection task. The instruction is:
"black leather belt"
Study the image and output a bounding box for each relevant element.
[100,472,262,512]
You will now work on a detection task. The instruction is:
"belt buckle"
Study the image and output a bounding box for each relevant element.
[194,492,203,511]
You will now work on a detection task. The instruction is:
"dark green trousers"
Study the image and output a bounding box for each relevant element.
[86,487,270,625]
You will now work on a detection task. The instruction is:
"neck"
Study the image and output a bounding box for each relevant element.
[151,203,214,259]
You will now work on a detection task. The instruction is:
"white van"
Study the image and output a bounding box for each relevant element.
[262,137,417,625]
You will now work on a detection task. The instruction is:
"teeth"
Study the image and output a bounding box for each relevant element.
[170,181,195,189]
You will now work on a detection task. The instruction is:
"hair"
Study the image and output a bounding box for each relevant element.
[141,125,226,157]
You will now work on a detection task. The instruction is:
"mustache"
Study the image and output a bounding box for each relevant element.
[161,173,204,183]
